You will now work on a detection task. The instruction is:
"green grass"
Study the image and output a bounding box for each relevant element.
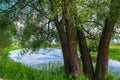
[0,44,69,80]
[0,58,67,80]
[0,43,120,80]
[0,57,89,80]
[0,45,89,80]
[90,42,120,60]
[109,43,120,60]
[106,73,120,80]
[0,57,119,80]
[0,45,21,57]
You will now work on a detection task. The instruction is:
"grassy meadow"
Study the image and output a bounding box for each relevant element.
[109,43,120,60]
[0,42,120,80]
[90,42,120,61]
[0,58,89,80]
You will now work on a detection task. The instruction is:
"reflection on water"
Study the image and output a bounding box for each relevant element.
[109,59,120,76]
[9,48,120,77]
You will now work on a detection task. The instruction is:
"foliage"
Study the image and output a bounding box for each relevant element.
[18,21,59,50]
[0,13,17,54]
[0,0,120,79]
[87,39,99,52]
[1,0,119,50]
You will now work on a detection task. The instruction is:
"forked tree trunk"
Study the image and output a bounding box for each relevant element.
[55,22,71,75]
[55,20,82,78]
[57,0,82,78]
[65,19,82,78]
[52,0,82,77]
[77,27,94,80]
[95,0,119,79]
[49,0,72,75]
[95,19,116,80]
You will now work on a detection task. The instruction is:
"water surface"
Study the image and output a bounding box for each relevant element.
[9,48,120,76]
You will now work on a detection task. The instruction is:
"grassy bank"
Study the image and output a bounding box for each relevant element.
[0,43,120,80]
[0,57,120,80]
[0,57,89,80]
[90,42,120,60]
[109,43,120,60]
[0,58,67,80]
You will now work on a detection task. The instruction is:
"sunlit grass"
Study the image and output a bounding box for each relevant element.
[0,58,67,80]
[0,58,89,80]
[0,57,120,80]
[0,43,120,80]
[90,42,120,60]
[109,43,120,60]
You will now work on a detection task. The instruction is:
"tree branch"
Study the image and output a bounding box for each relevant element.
[81,25,97,40]
[22,2,52,21]
[83,20,103,27]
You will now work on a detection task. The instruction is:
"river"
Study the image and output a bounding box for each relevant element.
[9,48,120,77]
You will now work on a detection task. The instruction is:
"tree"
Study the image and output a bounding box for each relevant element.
[1,0,82,78]
[1,0,120,80]
[49,0,82,78]
[77,26,94,80]
[95,0,120,79]
[76,0,120,79]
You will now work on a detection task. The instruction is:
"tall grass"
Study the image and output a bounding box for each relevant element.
[0,58,89,80]
[0,43,120,80]
[0,57,120,80]
[0,58,67,80]
[106,73,120,80]
[109,43,120,60]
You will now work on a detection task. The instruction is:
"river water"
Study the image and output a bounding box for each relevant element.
[9,48,120,77]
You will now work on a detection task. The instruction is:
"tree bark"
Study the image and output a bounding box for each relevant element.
[49,0,72,75]
[65,19,82,78]
[77,26,94,80]
[58,0,82,78]
[95,0,119,79]
[54,21,71,75]
[54,19,82,78]
[95,19,116,80]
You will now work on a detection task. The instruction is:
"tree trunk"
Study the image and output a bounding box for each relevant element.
[55,19,82,78]
[49,0,71,74]
[77,26,94,80]
[55,22,71,75]
[57,0,82,78]
[95,19,116,80]
[65,19,82,78]
[95,0,119,79]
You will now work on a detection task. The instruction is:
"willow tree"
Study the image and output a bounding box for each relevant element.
[1,0,120,80]
[76,0,120,79]
[48,0,82,77]
[0,0,82,78]
[95,0,120,79]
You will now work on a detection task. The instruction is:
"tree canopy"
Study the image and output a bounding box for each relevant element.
[0,0,120,80]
